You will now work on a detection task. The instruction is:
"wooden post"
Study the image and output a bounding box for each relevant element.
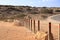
[29,19,30,29]
[26,19,27,28]
[58,24,60,40]
[49,22,51,34]
[49,22,51,40]
[49,22,54,40]
[31,20,32,31]
[48,22,52,40]
[34,20,35,33]
[38,20,40,31]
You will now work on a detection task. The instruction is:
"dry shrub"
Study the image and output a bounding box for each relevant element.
[14,21,24,26]
[35,31,48,40]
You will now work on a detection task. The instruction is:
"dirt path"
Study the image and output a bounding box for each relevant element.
[0,21,36,40]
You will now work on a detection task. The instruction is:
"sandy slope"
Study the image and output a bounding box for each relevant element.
[0,21,36,40]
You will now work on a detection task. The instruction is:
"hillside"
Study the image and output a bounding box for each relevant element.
[0,5,60,21]
[0,5,39,20]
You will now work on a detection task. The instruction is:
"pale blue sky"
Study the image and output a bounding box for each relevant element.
[0,0,60,7]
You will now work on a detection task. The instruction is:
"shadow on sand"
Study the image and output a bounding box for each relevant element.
[49,33,54,40]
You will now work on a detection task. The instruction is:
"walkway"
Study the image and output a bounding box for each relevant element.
[0,21,36,40]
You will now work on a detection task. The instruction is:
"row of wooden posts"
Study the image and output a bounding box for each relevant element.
[28,19,52,33]
[25,19,60,40]
[30,20,40,32]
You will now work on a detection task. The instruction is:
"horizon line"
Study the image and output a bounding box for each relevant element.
[0,4,60,7]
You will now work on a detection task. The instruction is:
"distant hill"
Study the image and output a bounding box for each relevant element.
[0,5,39,20]
[0,5,60,21]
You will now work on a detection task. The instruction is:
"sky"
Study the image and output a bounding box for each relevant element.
[0,0,60,7]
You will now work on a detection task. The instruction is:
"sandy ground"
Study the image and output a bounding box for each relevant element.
[0,21,36,40]
[0,19,59,40]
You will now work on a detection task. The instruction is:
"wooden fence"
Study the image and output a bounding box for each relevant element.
[24,19,60,40]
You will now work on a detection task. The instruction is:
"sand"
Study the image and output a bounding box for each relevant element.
[0,19,59,40]
[0,21,36,40]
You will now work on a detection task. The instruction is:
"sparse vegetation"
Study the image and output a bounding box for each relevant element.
[40,7,53,14]
[0,5,59,21]
[16,14,26,19]
[55,10,60,12]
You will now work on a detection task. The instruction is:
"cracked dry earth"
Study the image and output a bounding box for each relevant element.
[0,21,36,40]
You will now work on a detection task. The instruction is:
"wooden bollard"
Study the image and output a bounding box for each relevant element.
[29,19,30,29]
[34,20,35,33]
[25,19,27,27]
[31,20,32,31]
[48,22,51,40]
[38,20,40,31]
[58,24,60,40]
[49,22,51,34]
[48,22,54,40]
